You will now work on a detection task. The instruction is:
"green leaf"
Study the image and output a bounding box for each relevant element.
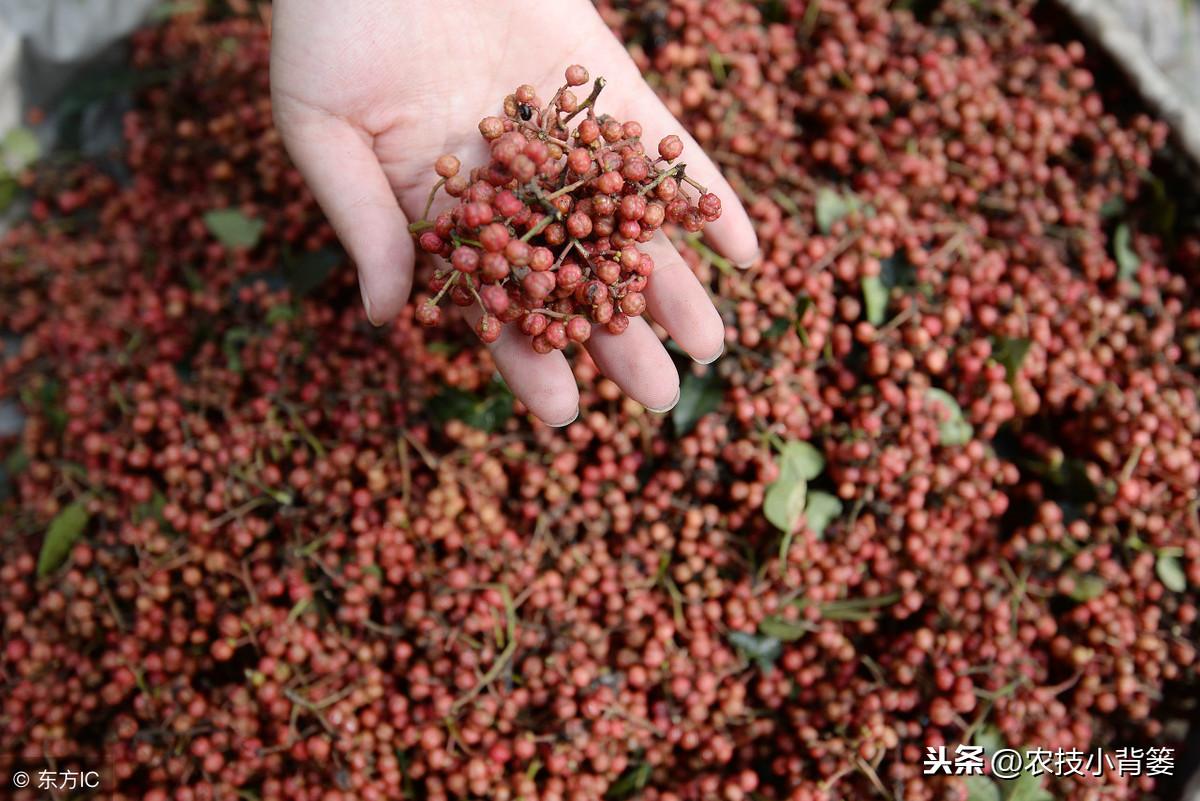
[974,726,1004,756]
[795,295,813,346]
[992,337,1031,383]
[606,762,651,799]
[728,630,782,670]
[150,1,202,21]
[1066,573,1106,602]
[38,502,90,576]
[879,254,917,290]
[426,341,463,357]
[1044,458,1097,504]
[764,474,807,534]
[672,370,723,434]
[778,440,825,480]
[862,275,888,326]
[927,388,973,446]
[764,317,790,338]
[431,383,514,433]
[926,388,963,419]
[223,327,252,373]
[5,446,29,475]
[21,378,66,434]
[1098,196,1126,219]
[1112,223,1139,283]
[1141,169,1178,237]
[1156,552,1187,593]
[758,616,814,641]
[941,417,973,446]
[804,491,843,537]
[1,445,29,501]
[815,187,860,234]
[965,776,1002,801]
[999,767,1052,801]
[132,491,168,525]
[0,176,18,211]
[766,440,827,535]
[204,209,264,249]
[284,247,341,295]
[2,126,41,171]
[265,304,297,324]
[708,48,728,84]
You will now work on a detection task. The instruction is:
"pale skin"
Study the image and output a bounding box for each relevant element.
[270,0,759,427]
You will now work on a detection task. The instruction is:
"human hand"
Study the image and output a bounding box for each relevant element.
[270,0,759,426]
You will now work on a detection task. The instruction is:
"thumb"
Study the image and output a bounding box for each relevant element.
[274,102,414,324]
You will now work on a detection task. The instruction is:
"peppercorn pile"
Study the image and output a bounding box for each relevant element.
[408,66,723,349]
[1,2,1199,800]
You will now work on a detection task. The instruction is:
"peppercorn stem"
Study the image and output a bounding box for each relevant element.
[639,164,682,196]
[526,182,563,219]
[547,176,591,201]
[451,233,483,249]
[570,239,593,265]
[520,121,569,148]
[562,77,606,124]
[428,270,459,306]
[465,282,485,312]
[421,177,446,221]
[540,85,568,129]
[520,214,554,242]
[553,239,578,270]
[679,171,709,195]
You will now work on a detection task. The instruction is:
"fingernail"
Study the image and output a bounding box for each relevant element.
[646,387,681,415]
[695,342,724,365]
[547,407,579,428]
[736,249,760,270]
[360,283,380,326]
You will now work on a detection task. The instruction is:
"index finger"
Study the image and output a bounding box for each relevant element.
[610,80,760,268]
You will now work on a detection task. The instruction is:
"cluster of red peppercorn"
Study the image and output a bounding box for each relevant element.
[410,65,721,351]
[0,1,1198,801]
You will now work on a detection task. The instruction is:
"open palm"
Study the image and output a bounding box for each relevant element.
[270,0,758,426]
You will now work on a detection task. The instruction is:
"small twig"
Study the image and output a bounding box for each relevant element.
[547,175,592,200]
[450,233,483,248]
[398,437,412,509]
[1119,444,1144,483]
[421,177,446,221]
[552,239,578,270]
[427,271,459,306]
[285,681,362,713]
[872,302,916,339]
[812,231,863,273]
[678,171,709,196]
[520,214,554,242]
[401,431,439,471]
[452,585,518,713]
[562,76,606,124]
[855,756,894,801]
[205,495,274,531]
[638,163,682,197]
[520,121,569,148]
